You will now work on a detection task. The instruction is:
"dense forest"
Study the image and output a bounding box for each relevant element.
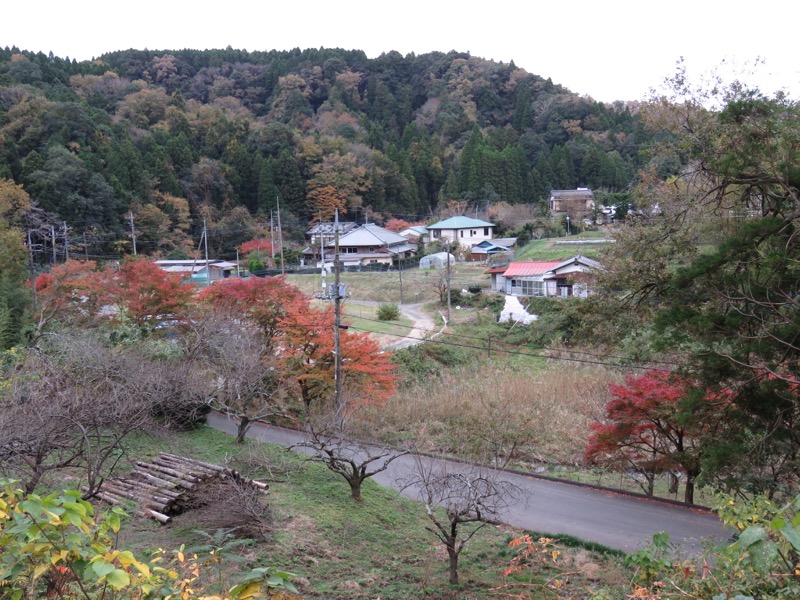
[0,46,646,260]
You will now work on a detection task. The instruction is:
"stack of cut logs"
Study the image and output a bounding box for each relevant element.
[92,452,268,524]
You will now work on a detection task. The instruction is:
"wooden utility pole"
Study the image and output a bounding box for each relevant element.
[333,209,343,429]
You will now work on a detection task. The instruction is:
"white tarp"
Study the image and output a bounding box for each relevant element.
[498,295,538,325]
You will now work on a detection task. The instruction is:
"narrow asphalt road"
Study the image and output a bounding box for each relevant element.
[207,413,731,554]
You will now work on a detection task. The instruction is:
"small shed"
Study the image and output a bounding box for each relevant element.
[419,252,455,270]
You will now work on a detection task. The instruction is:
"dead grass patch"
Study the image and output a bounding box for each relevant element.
[351,362,620,466]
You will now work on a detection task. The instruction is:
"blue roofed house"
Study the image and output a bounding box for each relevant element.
[425,216,495,248]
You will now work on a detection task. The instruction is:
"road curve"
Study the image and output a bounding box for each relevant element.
[206,413,731,554]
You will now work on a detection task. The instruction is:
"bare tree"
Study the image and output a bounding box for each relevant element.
[400,457,523,584]
[198,315,287,443]
[0,332,193,497]
[291,425,407,502]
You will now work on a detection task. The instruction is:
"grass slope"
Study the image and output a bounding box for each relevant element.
[116,426,627,599]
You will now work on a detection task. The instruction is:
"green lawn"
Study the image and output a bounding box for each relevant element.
[112,426,627,599]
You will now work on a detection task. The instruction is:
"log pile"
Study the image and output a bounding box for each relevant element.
[92,453,268,524]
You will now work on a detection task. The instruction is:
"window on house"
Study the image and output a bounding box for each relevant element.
[470,230,475,236]
[484,227,489,236]
[460,230,464,238]
[433,230,440,239]
[517,280,544,296]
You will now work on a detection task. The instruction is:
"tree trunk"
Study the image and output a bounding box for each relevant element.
[669,472,679,495]
[236,417,250,444]
[684,473,695,504]
[447,547,459,584]
[645,472,654,496]
[348,479,362,502]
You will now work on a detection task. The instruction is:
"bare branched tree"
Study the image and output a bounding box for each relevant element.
[291,424,407,502]
[399,457,523,584]
[197,315,287,443]
[0,332,201,497]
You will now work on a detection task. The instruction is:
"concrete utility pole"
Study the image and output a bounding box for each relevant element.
[446,242,452,322]
[333,209,343,429]
[276,196,285,275]
[129,212,137,255]
[62,222,69,261]
[27,230,37,312]
[203,219,210,286]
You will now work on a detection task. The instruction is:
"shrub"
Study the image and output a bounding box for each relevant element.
[377,303,401,321]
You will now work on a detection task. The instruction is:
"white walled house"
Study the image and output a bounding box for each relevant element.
[303,223,417,268]
[499,255,601,298]
[426,216,494,248]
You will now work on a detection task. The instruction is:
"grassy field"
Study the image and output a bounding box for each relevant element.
[113,426,628,599]
[287,264,493,305]
[513,231,612,262]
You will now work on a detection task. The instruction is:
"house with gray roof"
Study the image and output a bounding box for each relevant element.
[303,223,417,268]
[425,216,495,248]
[549,188,595,219]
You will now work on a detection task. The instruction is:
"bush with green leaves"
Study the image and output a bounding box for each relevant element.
[625,494,800,599]
[376,303,400,321]
[0,482,299,599]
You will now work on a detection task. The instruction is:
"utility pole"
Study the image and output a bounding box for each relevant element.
[203,219,210,286]
[333,209,343,430]
[276,197,285,275]
[319,212,327,297]
[62,222,69,261]
[445,241,452,322]
[398,260,404,304]
[129,211,137,255]
[27,230,37,312]
[270,211,275,259]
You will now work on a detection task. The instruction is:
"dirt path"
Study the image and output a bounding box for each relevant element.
[385,302,438,350]
[344,300,438,350]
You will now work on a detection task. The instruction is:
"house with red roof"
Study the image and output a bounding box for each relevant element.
[487,255,601,298]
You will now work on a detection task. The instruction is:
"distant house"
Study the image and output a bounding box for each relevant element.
[549,189,595,219]
[155,259,238,283]
[468,237,517,262]
[303,223,417,268]
[490,255,601,298]
[426,216,495,248]
[399,225,428,240]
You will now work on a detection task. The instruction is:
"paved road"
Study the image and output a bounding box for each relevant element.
[207,413,731,554]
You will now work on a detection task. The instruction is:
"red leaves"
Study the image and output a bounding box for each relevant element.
[585,370,714,479]
[112,257,193,327]
[201,277,397,411]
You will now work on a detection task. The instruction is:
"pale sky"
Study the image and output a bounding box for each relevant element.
[4,0,799,103]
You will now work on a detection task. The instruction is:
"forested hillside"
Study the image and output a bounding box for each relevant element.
[0,46,646,260]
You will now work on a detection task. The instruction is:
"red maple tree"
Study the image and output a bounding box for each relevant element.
[240,237,273,257]
[201,277,397,415]
[109,257,194,329]
[32,259,110,337]
[585,370,726,504]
